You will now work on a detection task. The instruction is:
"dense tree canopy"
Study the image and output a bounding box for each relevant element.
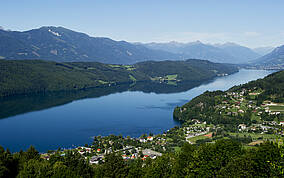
[1,139,283,177]
[0,59,238,97]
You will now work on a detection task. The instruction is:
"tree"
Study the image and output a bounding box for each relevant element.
[99,153,128,177]
[25,145,40,160]
[18,159,52,178]
[144,154,173,177]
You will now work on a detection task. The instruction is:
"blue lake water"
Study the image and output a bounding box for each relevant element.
[0,69,275,152]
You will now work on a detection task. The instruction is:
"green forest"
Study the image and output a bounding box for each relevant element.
[0,59,238,97]
[1,139,284,177]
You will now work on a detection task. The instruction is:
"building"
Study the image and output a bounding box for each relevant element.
[238,124,246,131]
[89,156,103,164]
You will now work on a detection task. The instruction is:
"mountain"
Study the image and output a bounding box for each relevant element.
[214,42,260,63]
[253,45,284,68]
[0,59,238,97]
[0,26,262,64]
[0,26,180,64]
[143,41,235,63]
[253,46,274,56]
[142,41,260,64]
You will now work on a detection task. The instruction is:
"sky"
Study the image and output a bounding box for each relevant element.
[1,0,284,48]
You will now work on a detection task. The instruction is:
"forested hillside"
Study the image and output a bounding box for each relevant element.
[1,140,283,177]
[231,70,284,103]
[0,59,238,97]
[134,59,236,81]
[174,70,284,129]
[0,60,145,97]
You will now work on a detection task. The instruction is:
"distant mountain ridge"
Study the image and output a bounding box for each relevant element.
[253,45,284,68]
[0,26,272,64]
[214,42,261,63]
[0,26,181,64]
[142,41,261,64]
[253,46,274,56]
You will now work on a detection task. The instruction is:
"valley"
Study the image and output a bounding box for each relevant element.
[1,1,284,177]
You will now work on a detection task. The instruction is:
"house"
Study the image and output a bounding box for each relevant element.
[260,126,270,131]
[257,112,263,116]
[42,155,50,160]
[238,124,246,131]
[131,154,137,159]
[90,156,103,164]
[232,112,238,116]
[147,136,153,141]
[77,147,92,154]
[192,119,201,124]
[238,109,245,113]
[149,154,157,159]
[122,155,129,160]
[139,138,146,143]
[204,132,212,138]
[78,150,85,155]
[142,149,162,158]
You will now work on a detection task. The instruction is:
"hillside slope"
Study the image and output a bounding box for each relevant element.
[253,45,284,68]
[174,70,284,123]
[215,42,260,63]
[0,27,180,64]
[0,59,238,97]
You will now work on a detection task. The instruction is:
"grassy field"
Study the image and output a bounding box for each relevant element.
[269,105,284,112]
[129,75,136,82]
[109,64,121,68]
[187,135,208,143]
[109,64,136,71]
[166,138,173,142]
[228,132,280,140]
[167,81,177,86]
[124,65,136,71]
[243,145,258,150]
[251,114,262,122]
[98,80,109,84]
[166,74,177,80]
[174,147,181,152]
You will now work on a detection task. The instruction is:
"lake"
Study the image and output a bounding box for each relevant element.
[0,69,275,152]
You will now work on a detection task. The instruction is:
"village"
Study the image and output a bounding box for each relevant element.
[40,86,284,165]
[218,87,284,132]
[41,134,168,165]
